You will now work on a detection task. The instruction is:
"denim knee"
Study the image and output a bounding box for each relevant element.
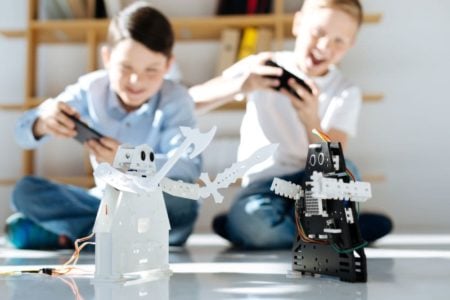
[165,194,199,226]
[11,176,42,212]
[164,193,199,244]
[226,197,295,249]
[164,194,199,246]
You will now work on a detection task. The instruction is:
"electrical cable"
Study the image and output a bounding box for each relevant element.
[52,232,96,276]
[331,241,368,254]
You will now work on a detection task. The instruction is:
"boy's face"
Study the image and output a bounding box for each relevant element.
[102,39,172,111]
[292,7,359,77]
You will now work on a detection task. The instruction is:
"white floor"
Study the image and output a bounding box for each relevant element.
[1,233,450,300]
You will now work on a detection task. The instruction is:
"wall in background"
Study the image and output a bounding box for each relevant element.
[1,0,449,232]
[342,0,450,231]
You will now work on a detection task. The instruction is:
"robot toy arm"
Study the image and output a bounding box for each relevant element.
[309,171,371,202]
[160,177,200,200]
[94,163,143,194]
[159,143,279,203]
[270,178,304,200]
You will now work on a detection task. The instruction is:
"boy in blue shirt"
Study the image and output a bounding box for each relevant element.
[7,2,200,249]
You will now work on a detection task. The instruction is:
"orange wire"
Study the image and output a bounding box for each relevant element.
[312,128,356,181]
[64,233,95,266]
[58,277,85,300]
[346,168,356,181]
[312,128,331,142]
[295,206,328,245]
[52,232,95,276]
[319,130,332,141]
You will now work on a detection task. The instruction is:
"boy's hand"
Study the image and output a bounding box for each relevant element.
[282,78,321,131]
[85,137,120,165]
[241,52,282,93]
[33,101,79,139]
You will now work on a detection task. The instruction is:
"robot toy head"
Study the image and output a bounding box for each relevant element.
[113,144,157,177]
[305,142,346,176]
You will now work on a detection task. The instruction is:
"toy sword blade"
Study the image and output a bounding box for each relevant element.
[199,144,278,203]
[148,126,216,188]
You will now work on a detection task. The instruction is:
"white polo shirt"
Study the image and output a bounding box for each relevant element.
[225,51,362,185]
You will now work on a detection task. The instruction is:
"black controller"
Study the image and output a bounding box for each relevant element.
[65,113,103,144]
[264,60,312,100]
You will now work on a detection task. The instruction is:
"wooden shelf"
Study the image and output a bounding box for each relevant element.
[362,174,386,183]
[173,15,278,40]
[362,93,384,102]
[0,30,26,38]
[0,103,26,110]
[0,179,17,186]
[17,13,383,43]
[363,13,383,23]
[281,12,382,25]
[28,16,278,43]
[0,97,43,111]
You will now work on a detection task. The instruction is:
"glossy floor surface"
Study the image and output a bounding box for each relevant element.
[1,233,450,300]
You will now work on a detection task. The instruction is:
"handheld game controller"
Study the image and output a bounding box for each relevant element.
[264,60,312,100]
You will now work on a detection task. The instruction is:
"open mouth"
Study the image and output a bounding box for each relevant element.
[309,51,327,67]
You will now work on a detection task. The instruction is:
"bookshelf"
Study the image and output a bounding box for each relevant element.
[1,13,382,42]
[0,0,383,187]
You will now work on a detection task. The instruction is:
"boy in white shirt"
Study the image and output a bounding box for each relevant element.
[190,0,392,249]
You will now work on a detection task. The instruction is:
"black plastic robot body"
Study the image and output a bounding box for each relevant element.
[272,141,370,282]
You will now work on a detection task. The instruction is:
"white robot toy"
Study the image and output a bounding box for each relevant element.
[92,126,277,281]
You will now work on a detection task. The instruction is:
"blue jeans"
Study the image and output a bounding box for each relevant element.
[10,176,199,246]
[222,160,378,249]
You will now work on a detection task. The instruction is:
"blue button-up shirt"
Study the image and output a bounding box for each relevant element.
[15,70,201,184]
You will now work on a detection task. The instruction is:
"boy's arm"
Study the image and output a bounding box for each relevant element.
[283,78,360,150]
[190,52,281,115]
[282,77,325,145]
[15,101,78,149]
[15,81,88,149]
[32,101,79,139]
[189,76,246,115]
[15,107,51,149]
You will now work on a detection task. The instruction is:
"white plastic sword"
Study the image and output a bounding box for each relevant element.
[199,144,278,203]
[147,126,216,189]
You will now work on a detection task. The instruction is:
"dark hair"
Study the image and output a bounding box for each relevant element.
[107,1,174,58]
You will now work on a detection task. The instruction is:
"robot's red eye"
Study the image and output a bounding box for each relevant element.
[140,151,146,161]
[149,152,155,162]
